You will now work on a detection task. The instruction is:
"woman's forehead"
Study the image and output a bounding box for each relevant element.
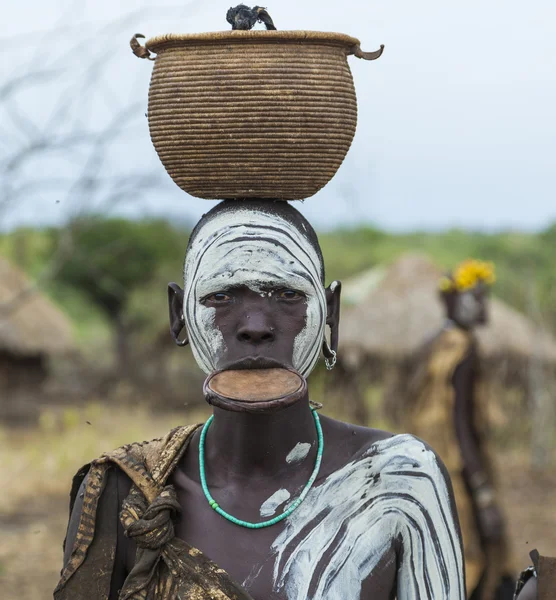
[184,209,323,283]
[196,263,317,297]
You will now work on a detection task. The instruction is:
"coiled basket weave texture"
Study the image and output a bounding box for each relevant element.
[139,31,376,201]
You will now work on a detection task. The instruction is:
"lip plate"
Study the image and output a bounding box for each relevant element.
[203,364,307,414]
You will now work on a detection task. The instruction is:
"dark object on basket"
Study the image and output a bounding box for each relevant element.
[226,5,276,30]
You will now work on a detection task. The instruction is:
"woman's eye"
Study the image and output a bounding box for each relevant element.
[204,292,231,303]
[278,289,304,300]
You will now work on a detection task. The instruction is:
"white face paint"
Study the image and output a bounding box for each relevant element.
[260,488,291,518]
[286,442,312,465]
[183,209,327,376]
[454,289,482,327]
[270,435,464,600]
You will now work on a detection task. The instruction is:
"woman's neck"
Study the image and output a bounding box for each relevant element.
[205,396,317,479]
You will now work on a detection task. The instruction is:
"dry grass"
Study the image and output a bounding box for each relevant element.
[0,401,211,600]
[0,401,555,599]
[0,402,211,515]
[0,498,68,599]
[495,449,556,569]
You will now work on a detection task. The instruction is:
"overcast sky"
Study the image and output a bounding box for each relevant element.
[3,0,556,231]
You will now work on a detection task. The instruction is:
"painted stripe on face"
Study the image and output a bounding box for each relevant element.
[183,209,326,376]
[270,435,465,600]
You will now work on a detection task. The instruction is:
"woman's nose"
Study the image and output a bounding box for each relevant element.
[236,314,275,344]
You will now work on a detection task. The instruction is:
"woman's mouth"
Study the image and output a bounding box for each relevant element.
[219,356,289,371]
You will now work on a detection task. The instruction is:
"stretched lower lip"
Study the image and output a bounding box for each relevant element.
[204,365,307,413]
[221,356,288,371]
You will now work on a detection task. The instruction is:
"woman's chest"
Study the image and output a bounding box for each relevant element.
[170,471,398,600]
[173,479,290,599]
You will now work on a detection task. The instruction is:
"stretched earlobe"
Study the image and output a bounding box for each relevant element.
[174,328,189,347]
[325,280,341,349]
[168,282,189,347]
[324,280,341,370]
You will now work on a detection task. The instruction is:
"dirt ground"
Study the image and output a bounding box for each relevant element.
[1,406,555,599]
[495,452,556,568]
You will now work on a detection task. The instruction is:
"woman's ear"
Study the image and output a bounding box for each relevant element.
[325,280,342,354]
[168,283,188,346]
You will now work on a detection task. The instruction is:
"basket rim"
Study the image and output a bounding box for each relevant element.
[146,30,361,53]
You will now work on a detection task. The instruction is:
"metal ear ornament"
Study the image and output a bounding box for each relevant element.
[324,349,337,371]
[322,338,337,371]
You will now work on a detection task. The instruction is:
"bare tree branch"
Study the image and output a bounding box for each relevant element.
[0,4,195,316]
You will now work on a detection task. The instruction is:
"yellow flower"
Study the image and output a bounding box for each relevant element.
[451,259,496,291]
[438,277,454,292]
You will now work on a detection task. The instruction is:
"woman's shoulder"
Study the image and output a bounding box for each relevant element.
[321,414,444,464]
[321,415,453,491]
[361,433,452,484]
[101,423,201,471]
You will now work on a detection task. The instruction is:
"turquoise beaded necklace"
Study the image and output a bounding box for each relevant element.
[199,408,324,529]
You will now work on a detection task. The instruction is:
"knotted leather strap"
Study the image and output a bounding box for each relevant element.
[55,424,255,600]
[121,486,180,550]
[118,482,254,600]
[118,485,181,599]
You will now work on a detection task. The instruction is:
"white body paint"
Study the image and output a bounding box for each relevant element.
[286,442,312,465]
[183,209,327,376]
[271,434,464,600]
[260,488,292,518]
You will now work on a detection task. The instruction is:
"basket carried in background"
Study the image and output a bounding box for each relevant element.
[132,29,383,201]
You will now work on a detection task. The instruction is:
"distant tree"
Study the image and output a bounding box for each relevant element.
[54,217,185,374]
[538,222,556,328]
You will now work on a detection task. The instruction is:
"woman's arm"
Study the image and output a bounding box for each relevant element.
[452,349,504,543]
[395,438,466,599]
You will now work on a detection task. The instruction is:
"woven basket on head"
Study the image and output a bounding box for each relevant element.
[132,31,383,201]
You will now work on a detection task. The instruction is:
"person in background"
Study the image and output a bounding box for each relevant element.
[404,260,514,600]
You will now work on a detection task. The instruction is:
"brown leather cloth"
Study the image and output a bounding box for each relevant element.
[54,424,254,600]
[404,326,513,598]
[530,549,556,600]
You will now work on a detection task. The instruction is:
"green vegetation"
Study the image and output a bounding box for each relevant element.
[318,225,556,329]
[1,219,188,363]
[50,218,185,372]
[2,218,556,346]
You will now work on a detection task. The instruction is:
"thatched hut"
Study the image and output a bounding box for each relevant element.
[337,254,556,426]
[0,257,74,421]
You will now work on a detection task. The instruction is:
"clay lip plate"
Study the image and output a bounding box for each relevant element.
[208,368,304,403]
[204,357,307,411]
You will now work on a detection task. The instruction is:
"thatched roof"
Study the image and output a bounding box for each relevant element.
[0,257,74,357]
[340,253,556,369]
